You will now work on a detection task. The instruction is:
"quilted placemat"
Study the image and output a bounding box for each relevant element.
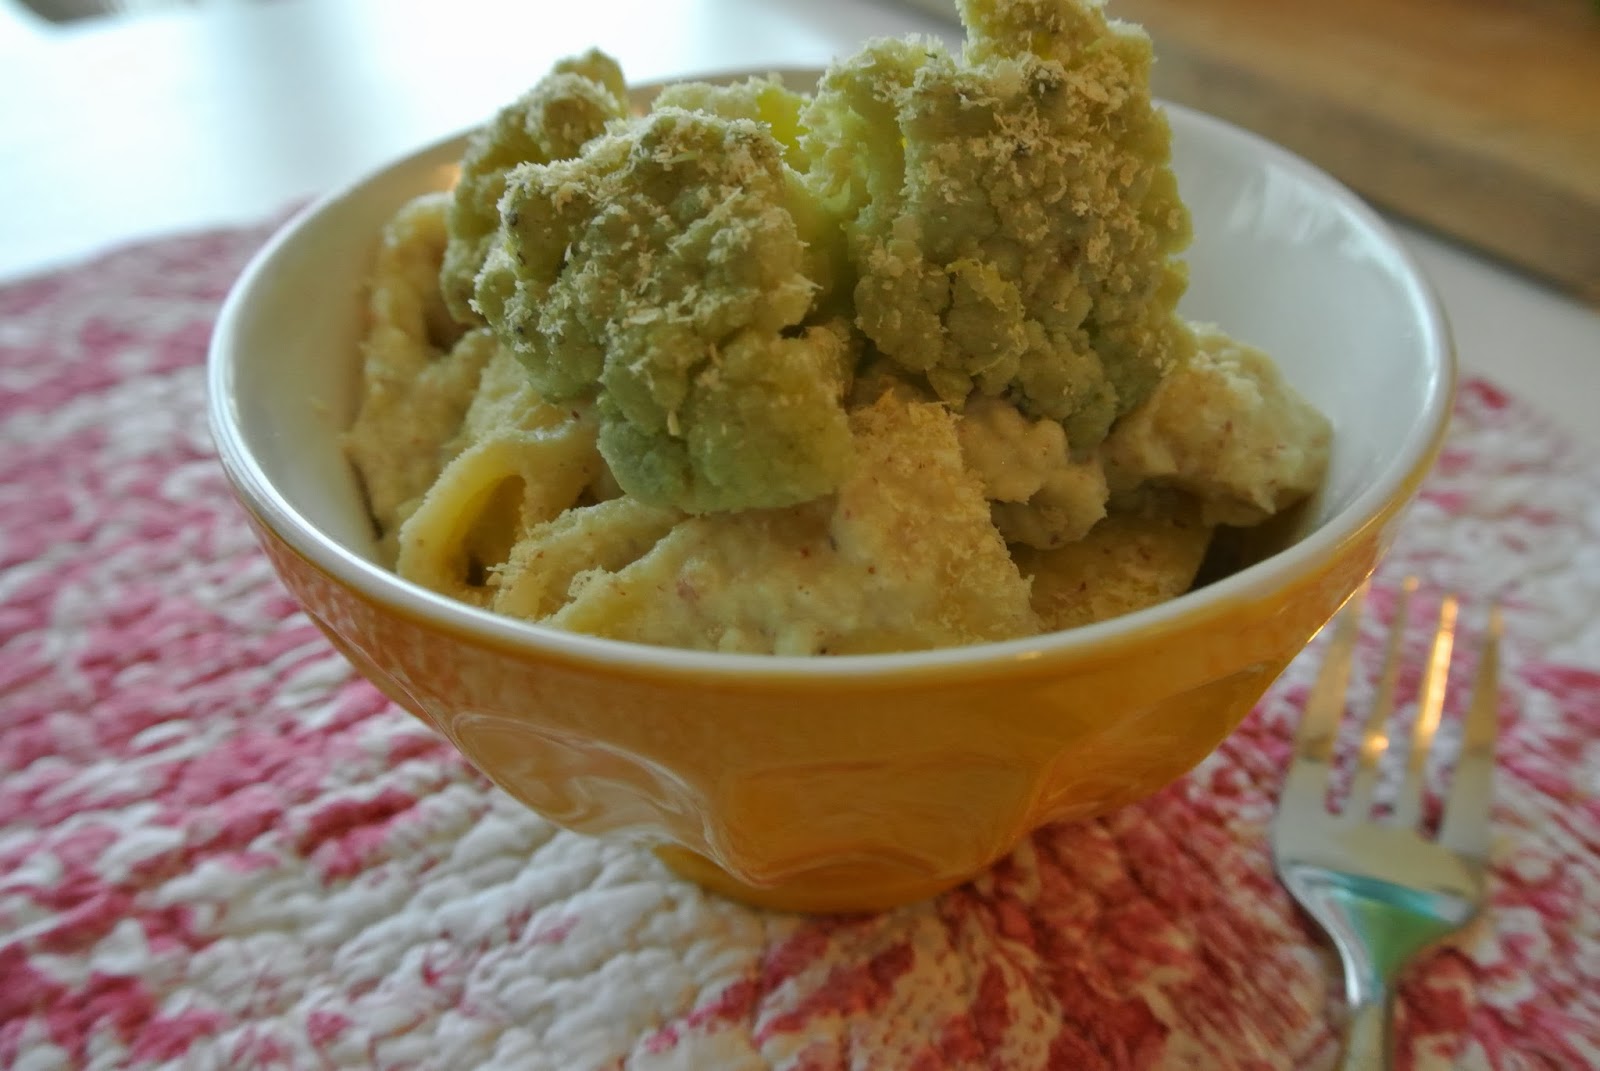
[1,224,1596,1070]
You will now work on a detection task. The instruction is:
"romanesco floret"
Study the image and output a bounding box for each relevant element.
[473,106,855,514]
[439,50,628,324]
[651,75,808,166]
[649,76,852,316]
[804,0,1194,451]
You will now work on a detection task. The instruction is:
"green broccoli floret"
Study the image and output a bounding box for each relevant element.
[804,0,1195,451]
[474,107,855,513]
[650,75,853,314]
[439,49,628,324]
[651,74,809,167]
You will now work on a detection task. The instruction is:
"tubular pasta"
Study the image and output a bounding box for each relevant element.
[493,498,683,621]
[344,193,491,559]
[545,394,1040,655]
[394,415,603,608]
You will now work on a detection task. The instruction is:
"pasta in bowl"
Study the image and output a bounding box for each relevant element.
[208,7,1451,912]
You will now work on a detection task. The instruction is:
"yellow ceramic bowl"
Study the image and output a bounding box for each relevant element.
[207,80,1453,913]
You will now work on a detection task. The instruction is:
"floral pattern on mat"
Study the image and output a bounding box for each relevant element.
[1,226,1597,1070]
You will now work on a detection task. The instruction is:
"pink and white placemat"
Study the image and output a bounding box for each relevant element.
[1,225,1596,1070]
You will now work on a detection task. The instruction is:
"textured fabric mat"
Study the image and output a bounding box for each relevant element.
[1,225,1597,1070]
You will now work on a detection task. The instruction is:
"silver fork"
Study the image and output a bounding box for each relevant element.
[1271,578,1501,1070]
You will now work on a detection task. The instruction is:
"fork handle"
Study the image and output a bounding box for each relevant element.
[1339,996,1394,1070]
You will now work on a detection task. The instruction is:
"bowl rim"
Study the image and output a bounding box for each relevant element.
[206,92,1455,685]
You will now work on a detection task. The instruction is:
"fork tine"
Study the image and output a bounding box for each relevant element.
[1344,577,1417,818]
[1438,603,1503,862]
[1280,582,1368,807]
[1389,594,1460,829]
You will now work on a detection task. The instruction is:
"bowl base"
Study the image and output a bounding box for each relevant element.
[652,845,975,915]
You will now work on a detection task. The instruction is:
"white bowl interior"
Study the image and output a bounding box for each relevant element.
[1171,109,1447,529]
[210,98,1450,669]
